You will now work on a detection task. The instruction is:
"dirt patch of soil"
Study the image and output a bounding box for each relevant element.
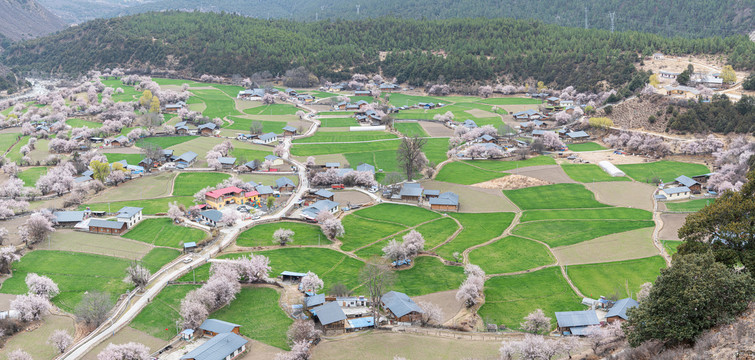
[239,340,283,360]
[0,293,17,311]
[584,182,656,211]
[333,190,372,206]
[292,154,348,167]
[659,213,688,240]
[472,174,551,190]
[421,180,519,212]
[412,290,464,325]
[507,165,575,184]
[0,214,31,246]
[553,228,658,265]
[419,121,454,137]
[464,109,499,119]
[502,104,540,114]
[599,95,676,132]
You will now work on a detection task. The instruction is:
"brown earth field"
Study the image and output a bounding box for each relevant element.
[419,121,454,137]
[38,229,153,260]
[507,165,575,184]
[412,290,464,325]
[0,293,16,311]
[238,340,283,360]
[553,228,658,265]
[659,213,688,241]
[89,171,176,202]
[420,180,519,212]
[0,315,76,360]
[584,182,656,211]
[333,190,373,206]
[311,332,503,360]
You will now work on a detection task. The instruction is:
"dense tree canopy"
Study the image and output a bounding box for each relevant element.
[3,12,754,90]
[667,95,755,134]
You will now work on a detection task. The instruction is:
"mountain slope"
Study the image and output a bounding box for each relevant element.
[3,12,754,90]
[0,0,66,41]
[97,0,755,39]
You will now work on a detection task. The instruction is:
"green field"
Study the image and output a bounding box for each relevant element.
[319,117,358,127]
[617,161,710,183]
[257,247,365,292]
[0,133,21,153]
[132,284,200,340]
[66,118,103,129]
[227,117,291,133]
[567,142,606,152]
[354,218,459,259]
[293,131,397,143]
[464,156,556,172]
[100,78,141,102]
[1,251,132,311]
[211,84,245,98]
[80,196,195,214]
[477,97,543,105]
[390,256,466,296]
[231,147,275,164]
[662,240,683,256]
[236,222,328,247]
[140,247,182,273]
[504,183,609,210]
[394,122,429,137]
[211,287,292,349]
[153,78,201,86]
[17,166,47,186]
[521,208,652,222]
[561,164,630,183]
[339,216,406,252]
[243,104,300,115]
[435,162,508,185]
[665,198,715,212]
[136,136,198,149]
[435,212,515,261]
[423,138,452,165]
[469,236,554,274]
[344,150,400,174]
[354,204,440,227]
[191,89,242,119]
[105,153,143,165]
[290,139,401,156]
[123,218,207,248]
[386,94,445,107]
[173,172,231,196]
[513,219,655,248]
[567,256,667,299]
[479,267,582,329]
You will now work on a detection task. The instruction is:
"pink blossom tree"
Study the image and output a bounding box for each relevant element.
[220,211,240,226]
[11,293,51,321]
[418,301,443,326]
[0,246,20,273]
[300,271,324,294]
[273,228,295,246]
[48,329,73,353]
[167,202,184,222]
[262,93,275,104]
[274,340,310,360]
[274,144,286,157]
[286,320,321,344]
[306,157,316,166]
[2,163,19,177]
[207,158,222,171]
[193,186,213,204]
[180,297,209,329]
[478,86,493,98]
[382,239,407,263]
[126,264,151,288]
[19,210,56,246]
[25,273,60,299]
[541,132,565,150]
[553,111,571,125]
[7,350,32,360]
[520,309,551,334]
[107,170,126,186]
[235,254,271,283]
[456,264,485,307]
[320,217,344,240]
[97,342,150,360]
[402,230,425,258]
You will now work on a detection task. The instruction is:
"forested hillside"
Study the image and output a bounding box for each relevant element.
[3,12,754,91]
[0,0,66,41]
[101,0,755,39]
[667,95,755,134]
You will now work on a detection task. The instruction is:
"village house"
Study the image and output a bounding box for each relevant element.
[198,123,217,136]
[285,88,297,97]
[314,189,335,201]
[205,187,244,209]
[199,209,223,227]
[198,319,241,337]
[423,189,440,200]
[605,298,639,323]
[53,211,89,227]
[478,134,496,143]
[242,160,258,171]
[354,90,371,96]
[280,271,308,283]
[282,125,298,137]
[174,151,198,168]
[164,101,187,113]
[566,131,590,142]
[546,96,561,106]
[175,121,190,135]
[237,88,265,100]
[417,102,436,109]
[658,186,691,201]
[116,207,143,228]
[398,183,423,202]
[108,135,130,147]
[659,70,679,79]
[462,119,478,129]
[663,85,700,98]
[311,302,347,333]
[258,132,278,144]
[653,52,664,60]
[429,192,460,211]
[532,129,546,137]
[265,155,284,167]
[180,332,248,360]
[379,83,400,92]
[301,200,339,220]
[380,291,423,323]
[297,94,315,103]
[356,163,375,174]
[138,158,155,170]
[675,175,702,194]
[513,109,544,121]
[275,177,296,192]
[217,157,237,169]
[305,294,326,309]
[88,219,128,235]
[346,103,360,111]
[237,134,257,142]
[325,162,340,169]
[335,101,348,110]
[256,185,274,199]
[555,310,600,336]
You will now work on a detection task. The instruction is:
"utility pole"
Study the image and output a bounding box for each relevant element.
[584,7,588,29]
[356,4,360,15]
[609,12,616,33]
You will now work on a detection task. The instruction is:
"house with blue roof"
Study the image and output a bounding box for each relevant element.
[275,177,296,192]
[463,119,478,129]
[675,175,701,194]
[257,132,278,144]
[356,163,375,174]
[199,319,241,337]
[606,298,639,323]
[311,301,347,332]
[282,125,298,136]
[180,332,247,360]
[199,209,223,227]
[555,310,600,336]
[314,189,335,200]
[175,151,198,167]
[301,200,339,220]
[429,192,460,212]
[217,157,237,169]
[381,291,423,322]
[398,183,423,202]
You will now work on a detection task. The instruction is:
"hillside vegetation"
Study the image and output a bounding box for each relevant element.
[3,12,754,90]
[0,0,66,41]
[98,0,755,39]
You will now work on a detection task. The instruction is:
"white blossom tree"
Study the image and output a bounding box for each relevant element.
[25,273,60,299]
[11,293,51,321]
[126,264,151,288]
[19,210,55,246]
[167,202,183,222]
[521,309,551,334]
[7,349,32,360]
[97,342,150,360]
[637,282,653,302]
[272,228,295,246]
[48,329,73,353]
[418,301,443,326]
[220,211,240,226]
[300,272,324,294]
[286,320,321,345]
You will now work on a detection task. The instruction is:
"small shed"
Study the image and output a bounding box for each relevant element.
[280,271,307,282]
[314,189,335,201]
[311,302,347,332]
[606,298,639,323]
[180,329,195,341]
[380,291,423,323]
[184,242,197,252]
[282,125,298,136]
[555,310,600,336]
[198,319,241,337]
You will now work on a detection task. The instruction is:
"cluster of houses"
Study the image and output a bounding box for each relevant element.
[53,206,143,235]
[321,82,402,93]
[655,174,712,201]
[386,183,460,211]
[555,297,639,336]
[179,319,248,360]
[175,121,218,137]
[236,87,314,103]
[193,177,297,226]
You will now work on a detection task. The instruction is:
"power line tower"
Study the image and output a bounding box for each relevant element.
[584,7,588,29]
[609,12,616,33]
[356,4,360,15]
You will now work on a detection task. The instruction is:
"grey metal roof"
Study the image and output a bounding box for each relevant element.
[315,189,334,198]
[463,119,477,128]
[606,298,638,320]
[217,157,236,165]
[675,175,698,187]
[282,125,297,132]
[566,131,589,138]
[244,161,258,169]
[264,155,279,162]
[74,175,92,183]
[199,319,241,334]
[381,291,423,318]
[198,123,217,130]
[114,135,128,143]
[88,219,126,230]
[200,209,223,223]
[480,134,495,141]
[302,200,339,219]
[423,189,440,196]
[259,132,277,141]
[305,294,326,308]
[356,163,375,173]
[663,186,691,195]
[429,192,459,206]
[276,177,295,188]
[311,302,347,325]
[256,185,274,195]
[532,129,545,136]
[175,121,187,128]
[399,183,423,197]
[117,207,143,219]
[177,151,198,163]
[54,211,86,223]
[325,162,340,168]
[180,332,247,360]
[555,310,600,328]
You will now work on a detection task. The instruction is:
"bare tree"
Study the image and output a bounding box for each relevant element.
[75,291,112,327]
[126,263,151,288]
[140,142,163,162]
[250,121,263,135]
[396,136,428,181]
[360,258,396,325]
